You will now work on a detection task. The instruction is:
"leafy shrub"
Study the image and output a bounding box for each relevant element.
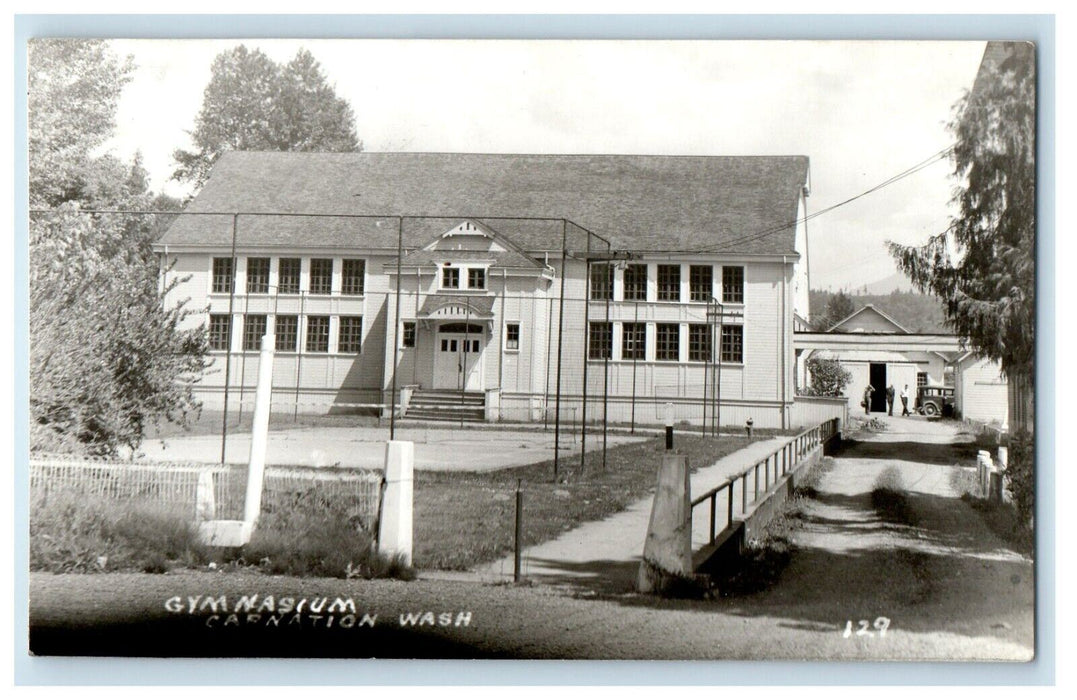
[803,357,852,397]
[1004,431,1034,527]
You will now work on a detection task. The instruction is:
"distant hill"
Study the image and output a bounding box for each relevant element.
[808,289,951,334]
[862,271,916,295]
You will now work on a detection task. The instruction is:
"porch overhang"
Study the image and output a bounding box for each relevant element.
[416,295,497,323]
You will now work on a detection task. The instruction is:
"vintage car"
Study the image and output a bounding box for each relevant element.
[917,386,955,417]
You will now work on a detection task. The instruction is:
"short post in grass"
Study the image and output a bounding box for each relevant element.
[664,402,675,451]
[243,332,276,526]
[514,479,523,583]
[379,440,415,565]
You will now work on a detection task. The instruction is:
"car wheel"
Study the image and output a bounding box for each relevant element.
[923,403,938,417]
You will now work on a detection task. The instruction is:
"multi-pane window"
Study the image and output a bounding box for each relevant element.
[722,266,745,304]
[402,322,416,348]
[278,258,300,295]
[468,268,486,290]
[342,259,365,295]
[623,263,648,301]
[305,315,330,353]
[505,323,520,350]
[917,372,928,387]
[588,322,612,360]
[622,322,646,360]
[275,315,298,352]
[656,323,680,361]
[310,259,333,295]
[688,324,712,362]
[208,314,232,351]
[243,314,267,351]
[338,316,363,354]
[211,258,233,294]
[721,325,744,363]
[590,263,613,301]
[442,267,460,289]
[246,258,270,294]
[689,265,713,303]
[657,265,681,302]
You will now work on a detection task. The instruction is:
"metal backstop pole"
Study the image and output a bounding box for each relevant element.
[220,213,238,465]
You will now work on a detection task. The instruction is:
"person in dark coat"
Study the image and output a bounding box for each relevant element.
[863,384,874,415]
[886,385,896,416]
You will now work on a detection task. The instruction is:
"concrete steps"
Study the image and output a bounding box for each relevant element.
[404,389,485,423]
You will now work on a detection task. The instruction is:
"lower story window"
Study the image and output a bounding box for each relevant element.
[656,323,680,361]
[917,371,928,387]
[243,314,267,351]
[688,323,712,362]
[721,325,744,363]
[402,321,416,348]
[505,323,520,350]
[306,315,330,353]
[588,322,612,360]
[275,315,297,352]
[622,322,646,360]
[338,316,363,354]
[208,314,231,351]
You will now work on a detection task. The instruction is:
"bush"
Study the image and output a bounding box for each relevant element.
[803,357,852,397]
[1005,431,1034,527]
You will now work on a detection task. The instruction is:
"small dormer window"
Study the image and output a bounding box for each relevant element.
[468,268,486,290]
[442,266,460,289]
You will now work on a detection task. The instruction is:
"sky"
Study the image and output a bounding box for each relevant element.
[105,39,987,292]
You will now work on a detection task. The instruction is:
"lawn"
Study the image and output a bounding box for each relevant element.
[413,433,759,570]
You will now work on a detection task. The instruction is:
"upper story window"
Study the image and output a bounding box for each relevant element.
[722,266,744,304]
[211,257,233,294]
[309,259,333,295]
[246,258,270,294]
[468,268,486,290]
[442,266,460,289]
[590,263,613,301]
[721,325,744,363]
[342,259,365,295]
[278,258,300,295]
[623,264,647,301]
[689,265,712,303]
[657,265,681,302]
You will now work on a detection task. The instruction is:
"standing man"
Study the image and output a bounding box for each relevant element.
[900,384,911,416]
[863,383,874,415]
[886,384,896,416]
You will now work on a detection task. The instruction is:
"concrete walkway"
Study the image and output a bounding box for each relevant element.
[473,436,789,592]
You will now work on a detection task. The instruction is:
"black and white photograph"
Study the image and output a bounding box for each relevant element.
[23,34,1040,663]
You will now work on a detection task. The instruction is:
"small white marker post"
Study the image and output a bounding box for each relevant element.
[379,440,415,565]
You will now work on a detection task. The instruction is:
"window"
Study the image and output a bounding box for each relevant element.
[246,258,270,294]
[917,372,928,387]
[442,266,460,289]
[310,259,333,295]
[721,325,744,363]
[275,315,298,352]
[208,314,231,351]
[468,267,486,290]
[588,322,612,360]
[657,265,681,302]
[722,266,744,304]
[402,322,416,348]
[623,263,648,301]
[338,316,363,354]
[688,324,712,362]
[590,263,613,301]
[656,323,680,361]
[342,259,365,295]
[278,258,300,295]
[211,258,233,294]
[243,314,267,351]
[306,315,330,352]
[622,322,646,360]
[689,265,712,303]
[505,323,520,350]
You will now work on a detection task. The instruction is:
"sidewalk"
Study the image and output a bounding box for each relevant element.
[471,435,789,592]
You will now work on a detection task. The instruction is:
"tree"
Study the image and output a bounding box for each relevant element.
[29,40,207,454]
[803,357,852,397]
[172,46,361,189]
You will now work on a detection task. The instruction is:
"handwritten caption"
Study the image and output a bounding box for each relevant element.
[843,617,890,638]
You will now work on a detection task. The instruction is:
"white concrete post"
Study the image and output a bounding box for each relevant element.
[638,452,692,593]
[243,334,275,525]
[378,440,414,565]
[196,469,216,521]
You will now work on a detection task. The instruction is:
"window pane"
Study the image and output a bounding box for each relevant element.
[656,323,680,361]
[278,258,300,295]
[310,259,333,294]
[306,315,330,352]
[403,322,416,348]
[506,323,520,350]
[275,315,298,352]
[212,258,233,294]
[338,316,363,353]
[722,266,744,304]
[243,314,267,351]
[623,264,648,301]
[468,268,486,289]
[590,263,613,300]
[657,265,681,301]
[442,267,459,288]
[588,322,612,360]
[341,259,365,295]
[688,324,712,362]
[720,325,744,363]
[208,314,231,351]
[622,322,646,360]
[689,265,712,302]
[246,258,270,294]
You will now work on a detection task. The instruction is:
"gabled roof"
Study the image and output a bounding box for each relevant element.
[158,152,810,255]
[827,304,910,334]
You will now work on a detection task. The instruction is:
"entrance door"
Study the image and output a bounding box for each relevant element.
[433,324,485,390]
[869,363,888,412]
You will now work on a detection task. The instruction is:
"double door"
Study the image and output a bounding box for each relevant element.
[434,328,484,391]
